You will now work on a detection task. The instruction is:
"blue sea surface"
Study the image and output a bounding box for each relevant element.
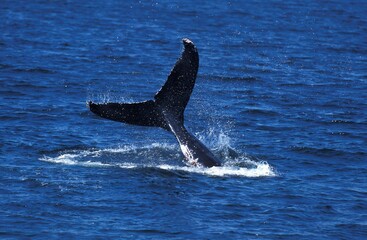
[1,0,366,239]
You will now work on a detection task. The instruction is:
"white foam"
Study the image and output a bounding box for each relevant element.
[39,144,276,178]
[157,161,276,177]
[40,154,113,167]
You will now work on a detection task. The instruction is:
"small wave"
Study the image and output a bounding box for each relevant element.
[97,55,132,61]
[0,63,12,69]
[39,144,276,178]
[202,74,259,82]
[0,90,26,97]
[217,76,258,82]
[330,119,359,124]
[290,146,348,157]
[147,39,170,45]
[13,67,56,74]
[241,108,279,116]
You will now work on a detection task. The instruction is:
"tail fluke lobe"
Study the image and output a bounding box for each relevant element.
[154,38,199,122]
[88,39,199,131]
[88,101,170,131]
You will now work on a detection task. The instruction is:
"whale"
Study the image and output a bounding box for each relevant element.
[88,38,221,167]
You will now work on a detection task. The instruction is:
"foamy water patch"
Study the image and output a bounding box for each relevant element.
[39,143,178,167]
[158,160,276,177]
[40,153,113,167]
[40,143,277,178]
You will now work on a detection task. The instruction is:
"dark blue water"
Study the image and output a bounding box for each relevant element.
[1,0,366,239]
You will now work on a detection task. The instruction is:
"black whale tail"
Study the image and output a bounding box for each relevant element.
[88,38,199,132]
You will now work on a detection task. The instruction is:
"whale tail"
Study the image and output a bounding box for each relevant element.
[88,38,199,132]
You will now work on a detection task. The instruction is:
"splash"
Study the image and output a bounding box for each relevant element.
[87,91,136,105]
[197,128,231,149]
[157,162,276,177]
[40,143,276,178]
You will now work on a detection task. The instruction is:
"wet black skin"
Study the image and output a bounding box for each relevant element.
[89,39,221,167]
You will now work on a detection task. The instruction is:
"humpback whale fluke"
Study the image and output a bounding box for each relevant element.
[89,38,221,167]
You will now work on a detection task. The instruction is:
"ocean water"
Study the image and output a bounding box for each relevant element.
[1,0,366,239]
